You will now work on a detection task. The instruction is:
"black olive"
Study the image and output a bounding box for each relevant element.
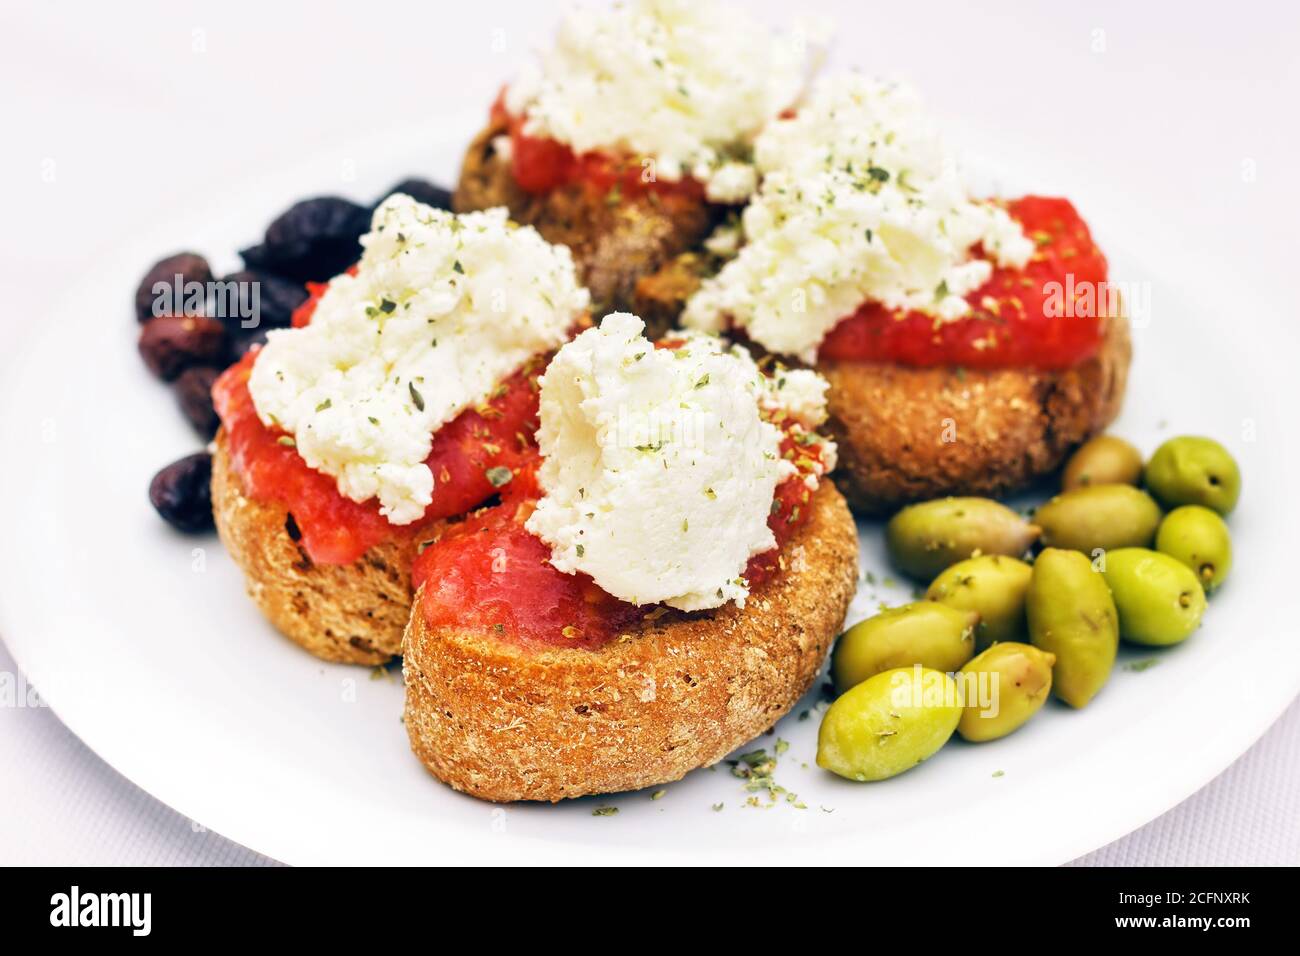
[174,366,222,437]
[135,252,212,322]
[240,196,371,283]
[215,270,309,331]
[149,452,214,533]
[373,178,452,212]
[138,315,228,381]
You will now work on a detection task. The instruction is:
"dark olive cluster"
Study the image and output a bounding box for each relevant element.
[141,179,451,532]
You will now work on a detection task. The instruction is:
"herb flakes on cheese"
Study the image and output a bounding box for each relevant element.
[504,0,815,203]
[248,194,589,525]
[683,73,1036,362]
[525,312,828,612]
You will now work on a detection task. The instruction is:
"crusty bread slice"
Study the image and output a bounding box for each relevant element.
[453,118,716,320]
[821,311,1131,514]
[402,481,859,802]
[211,430,444,665]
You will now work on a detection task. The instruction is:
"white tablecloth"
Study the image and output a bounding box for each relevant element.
[2,639,1295,865]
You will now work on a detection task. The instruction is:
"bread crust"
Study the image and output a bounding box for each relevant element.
[211,430,442,665]
[402,481,859,802]
[822,311,1131,514]
[453,118,716,322]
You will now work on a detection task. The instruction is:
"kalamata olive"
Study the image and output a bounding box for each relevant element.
[174,366,222,437]
[374,178,452,212]
[135,252,212,322]
[215,270,308,330]
[240,196,371,282]
[149,452,214,532]
[138,315,228,380]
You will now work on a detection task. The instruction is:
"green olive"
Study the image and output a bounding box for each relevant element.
[886,497,1040,580]
[1102,548,1206,646]
[1062,435,1144,490]
[956,642,1056,742]
[832,602,978,693]
[1035,484,1162,554]
[1027,548,1119,708]
[1155,505,1233,591]
[1144,436,1241,515]
[817,667,962,782]
[925,555,1032,651]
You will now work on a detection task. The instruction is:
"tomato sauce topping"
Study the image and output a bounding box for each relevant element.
[491,93,706,202]
[212,342,547,567]
[818,196,1109,370]
[411,418,831,650]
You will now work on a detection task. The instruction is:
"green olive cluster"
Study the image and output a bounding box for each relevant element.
[818,434,1240,782]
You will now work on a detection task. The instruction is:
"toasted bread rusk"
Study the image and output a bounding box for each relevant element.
[453,118,716,319]
[822,311,1131,514]
[402,481,858,802]
[211,430,442,665]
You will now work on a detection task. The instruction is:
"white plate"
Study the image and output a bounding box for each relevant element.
[2,118,1298,866]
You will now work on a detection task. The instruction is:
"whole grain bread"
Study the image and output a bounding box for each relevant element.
[211,430,444,665]
[402,480,859,802]
[453,117,716,320]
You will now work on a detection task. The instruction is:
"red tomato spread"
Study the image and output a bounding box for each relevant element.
[818,197,1109,369]
[411,418,831,650]
[212,351,547,566]
[491,93,706,202]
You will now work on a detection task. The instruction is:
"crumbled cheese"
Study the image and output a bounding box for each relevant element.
[248,195,589,525]
[760,368,832,437]
[682,73,1036,362]
[504,0,813,203]
[525,312,826,611]
[702,221,743,258]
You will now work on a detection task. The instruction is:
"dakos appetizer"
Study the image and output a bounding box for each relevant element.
[211,194,590,664]
[454,0,813,321]
[402,313,857,801]
[677,74,1131,512]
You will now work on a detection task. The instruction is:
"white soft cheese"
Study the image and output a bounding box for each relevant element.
[248,195,589,525]
[524,312,829,612]
[760,367,833,448]
[504,0,812,203]
[682,73,1036,362]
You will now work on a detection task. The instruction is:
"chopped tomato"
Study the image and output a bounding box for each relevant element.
[818,197,1110,369]
[491,92,706,202]
[411,416,831,649]
[212,352,546,566]
[412,469,646,651]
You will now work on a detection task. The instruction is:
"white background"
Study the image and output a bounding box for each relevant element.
[1,0,1297,865]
